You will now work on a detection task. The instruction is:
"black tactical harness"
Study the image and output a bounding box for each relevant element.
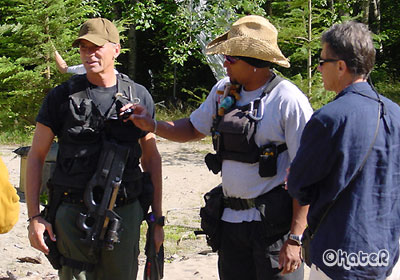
[44,74,153,271]
[206,74,287,173]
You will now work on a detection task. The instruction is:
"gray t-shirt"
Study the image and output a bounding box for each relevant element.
[190,74,313,223]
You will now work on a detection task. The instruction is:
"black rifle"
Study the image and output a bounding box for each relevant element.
[77,141,130,256]
[143,212,164,280]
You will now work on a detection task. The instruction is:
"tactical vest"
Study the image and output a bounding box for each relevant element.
[211,74,285,164]
[51,74,146,192]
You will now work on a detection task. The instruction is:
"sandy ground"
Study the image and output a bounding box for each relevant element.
[0,139,309,279]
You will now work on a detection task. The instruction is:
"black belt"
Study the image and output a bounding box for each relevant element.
[223,196,256,210]
[223,184,285,210]
[61,190,137,208]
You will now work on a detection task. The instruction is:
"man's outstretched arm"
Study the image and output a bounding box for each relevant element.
[123,104,206,143]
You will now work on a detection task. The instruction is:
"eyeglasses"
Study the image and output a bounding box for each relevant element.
[319,58,340,66]
[225,55,240,64]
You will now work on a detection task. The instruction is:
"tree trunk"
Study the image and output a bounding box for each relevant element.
[127,25,137,80]
[338,0,350,17]
[45,15,51,80]
[360,0,370,24]
[265,0,273,16]
[371,0,381,34]
[328,0,334,11]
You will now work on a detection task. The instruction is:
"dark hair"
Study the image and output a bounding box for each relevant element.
[321,21,375,77]
[238,56,273,68]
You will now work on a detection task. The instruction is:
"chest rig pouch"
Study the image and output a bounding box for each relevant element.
[213,102,260,163]
[206,74,285,176]
[52,75,144,190]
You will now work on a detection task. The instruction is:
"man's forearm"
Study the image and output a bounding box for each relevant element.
[155,118,205,143]
[140,135,163,217]
[148,156,162,218]
[290,199,309,235]
[54,51,68,74]
[26,155,44,218]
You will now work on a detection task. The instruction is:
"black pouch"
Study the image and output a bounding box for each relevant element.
[255,186,292,240]
[43,230,62,270]
[216,107,255,154]
[205,153,222,174]
[41,182,64,270]
[259,144,278,177]
[301,227,313,267]
[199,185,224,252]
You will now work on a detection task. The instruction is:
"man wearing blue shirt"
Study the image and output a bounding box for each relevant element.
[287,21,400,279]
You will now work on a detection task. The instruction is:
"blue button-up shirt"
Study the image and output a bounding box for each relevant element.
[288,82,400,279]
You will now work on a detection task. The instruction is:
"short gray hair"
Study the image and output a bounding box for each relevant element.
[321,21,375,77]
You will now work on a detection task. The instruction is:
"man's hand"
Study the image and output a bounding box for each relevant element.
[154,224,164,253]
[278,239,302,275]
[28,217,56,255]
[120,104,156,132]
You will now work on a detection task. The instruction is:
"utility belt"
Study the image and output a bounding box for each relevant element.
[222,184,285,210]
[199,184,292,251]
[55,171,153,213]
[60,187,138,208]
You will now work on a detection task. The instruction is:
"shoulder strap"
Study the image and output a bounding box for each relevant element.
[250,74,284,121]
[117,75,138,102]
[262,74,284,98]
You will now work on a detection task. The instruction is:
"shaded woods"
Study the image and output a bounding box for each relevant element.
[0,0,399,140]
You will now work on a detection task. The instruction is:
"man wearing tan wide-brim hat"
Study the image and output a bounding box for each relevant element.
[124,14,312,280]
[206,15,290,68]
[26,18,163,279]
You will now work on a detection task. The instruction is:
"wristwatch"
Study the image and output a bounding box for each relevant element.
[288,233,303,246]
[155,216,165,227]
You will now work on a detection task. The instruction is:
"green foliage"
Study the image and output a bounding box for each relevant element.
[40,191,49,205]
[181,87,209,105]
[0,0,400,140]
[139,223,199,258]
[0,0,92,134]
[155,101,197,121]
[372,69,400,105]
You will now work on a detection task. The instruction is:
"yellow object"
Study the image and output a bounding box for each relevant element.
[0,156,19,234]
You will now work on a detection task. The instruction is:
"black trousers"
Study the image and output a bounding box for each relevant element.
[218,221,304,280]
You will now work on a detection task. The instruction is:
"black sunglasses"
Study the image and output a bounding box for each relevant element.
[319,58,340,66]
[225,55,240,64]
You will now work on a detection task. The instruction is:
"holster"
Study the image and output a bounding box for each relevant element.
[255,186,292,242]
[199,185,224,251]
[42,181,63,270]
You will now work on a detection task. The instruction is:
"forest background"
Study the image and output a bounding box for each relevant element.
[0,0,399,144]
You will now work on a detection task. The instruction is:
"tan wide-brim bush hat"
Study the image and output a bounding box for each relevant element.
[206,15,290,68]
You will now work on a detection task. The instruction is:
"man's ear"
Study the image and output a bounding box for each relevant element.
[114,43,121,59]
[337,60,346,72]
